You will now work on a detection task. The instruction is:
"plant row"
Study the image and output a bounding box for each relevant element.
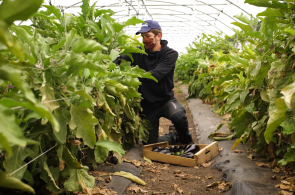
[0,0,154,194]
[176,0,295,175]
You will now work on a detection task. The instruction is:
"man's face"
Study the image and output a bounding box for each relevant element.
[141,31,161,50]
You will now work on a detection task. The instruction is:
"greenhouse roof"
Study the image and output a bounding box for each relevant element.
[44,0,265,53]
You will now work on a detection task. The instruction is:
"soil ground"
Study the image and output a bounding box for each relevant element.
[125,83,224,195]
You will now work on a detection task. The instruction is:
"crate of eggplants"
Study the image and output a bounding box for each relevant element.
[151,144,200,159]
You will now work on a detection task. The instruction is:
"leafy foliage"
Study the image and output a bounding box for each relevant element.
[176,0,295,174]
[0,0,154,193]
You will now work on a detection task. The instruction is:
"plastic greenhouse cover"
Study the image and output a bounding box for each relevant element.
[44,0,265,53]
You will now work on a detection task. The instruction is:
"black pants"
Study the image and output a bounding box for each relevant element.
[142,97,193,145]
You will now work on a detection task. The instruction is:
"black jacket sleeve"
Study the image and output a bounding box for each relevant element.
[113,54,131,65]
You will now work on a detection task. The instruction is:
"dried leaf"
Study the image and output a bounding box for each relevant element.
[105,176,112,183]
[71,140,82,145]
[234,150,242,153]
[272,167,281,173]
[194,166,199,169]
[281,180,291,185]
[256,162,270,168]
[219,148,223,151]
[205,175,213,179]
[202,161,214,168]
[279,190,293,195]
[132,160,142,167]
[278,183,290,190]
[159,127,163,133]
[59,160,65,171]
[127,185,148,193]
[247,154,254,160]
[174,170,181,174]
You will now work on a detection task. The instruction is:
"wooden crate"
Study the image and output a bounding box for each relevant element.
[142,141,219,167]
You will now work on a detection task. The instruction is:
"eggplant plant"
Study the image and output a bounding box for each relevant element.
[0,0,156,194]
[176,0,295,176]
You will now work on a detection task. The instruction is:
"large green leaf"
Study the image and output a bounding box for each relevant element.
[119,46,146,55]
[0,170,35,194]
[257,8,285,17]
[96,140,125,156]
[245,0,288,9]
[70,105,98,149]
[0,65,36,103]
[0,0,43,25]
[53,109,68,144]
[244,31,264,40]
[231,22,253,32]
[63,166,95,193]
[39,155,62,193]
[233,13,251,24]
[62,146,83,169]
[0,21,24,60]
[265,98,288,143]
[72,37,107,52]
[278,148,295,166]
[0,105,27,156]
[64,51,107,73]
[43,5,61,19]
[281,82,295,108]
[0,98,60,133]
[94,146,109,163]
[3,146,28,180]
[40,83,60,112]
[285,28,295,36]
[124,16,144,27]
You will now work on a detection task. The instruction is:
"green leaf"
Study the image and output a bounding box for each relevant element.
[281,81,295,108]
[40,84,60,112]
[70,105,98,149]
[244,31,265,40]
[0,98,60,133]
[80,0,90,18]
[39,155,62,193]
[63,166,95,193]
[229,54,249,66]
[94,146,109,163]
[245,0,288,9]
[94,9,114,18]
[73,89,93,103]
[280,120,295,135]
[0,170,35,194]
[64,51,107,73]
[124,16,144,27]
[0,65,36,103]
[0,105,27,156]
[278,148,295,166]
[65,29,77,51]
[257,8,285,17]
[89,51,111,61]
[284,28,295,36]
[53,109,68,144]
[62,146,83,169]
[110,49,120,61]
[52,38,66,54]
[265,98,288,143]
[245,103,256,114]
[43,5,61,19]
[0,0,43,25]
[96,140,125,156]
[119,46,146,55]
[0,21,24,60]
[3,146,28,180]
[233,13,251,24]
[72,37,107,52]
[261,90,270,102]
[231,22,253,32]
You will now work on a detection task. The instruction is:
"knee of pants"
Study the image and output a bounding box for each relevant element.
[171,111,187,124]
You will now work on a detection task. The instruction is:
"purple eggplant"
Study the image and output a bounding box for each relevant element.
[180,152,194,159]
[184,144,200,154]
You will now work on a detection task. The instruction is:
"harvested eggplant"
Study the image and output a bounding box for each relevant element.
[151,144,199,159]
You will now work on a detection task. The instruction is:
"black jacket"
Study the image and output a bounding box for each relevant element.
[117,40,178,108]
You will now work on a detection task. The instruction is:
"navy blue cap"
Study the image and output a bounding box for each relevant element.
[136,20,161,35]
